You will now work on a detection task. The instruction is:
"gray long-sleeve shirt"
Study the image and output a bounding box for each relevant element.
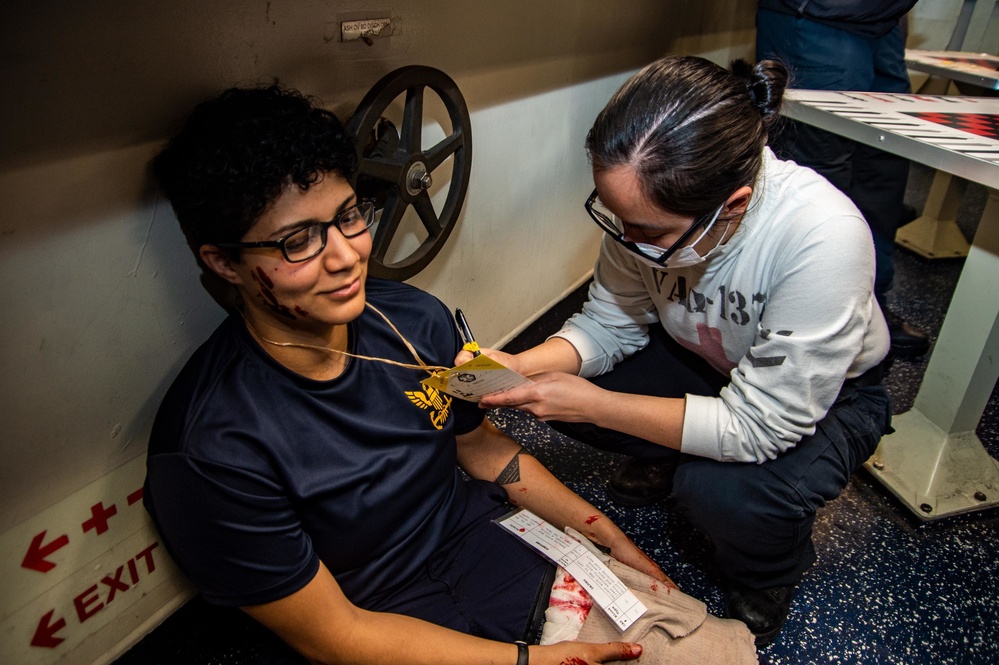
[553,150,890,463]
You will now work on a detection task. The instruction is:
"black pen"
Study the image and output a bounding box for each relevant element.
[454,308,480,356]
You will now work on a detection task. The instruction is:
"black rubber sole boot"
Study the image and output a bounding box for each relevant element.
[606,457,677,507]
[724,583,796,648]
[883,308,930,358]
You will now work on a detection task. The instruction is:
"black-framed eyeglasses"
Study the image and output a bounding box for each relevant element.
[214,200,376,263]
[584,188,722,265]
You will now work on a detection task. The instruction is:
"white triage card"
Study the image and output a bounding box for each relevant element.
[423,354,533,402]
[496,508,647,632]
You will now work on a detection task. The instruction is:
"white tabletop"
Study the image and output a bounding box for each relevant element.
[905,49,999,90]
[783,90,999,188]
[781,89,999,520]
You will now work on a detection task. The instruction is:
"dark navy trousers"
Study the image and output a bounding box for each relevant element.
[550,327,892,589]
[755,8,912,306]
[369,480,553,643]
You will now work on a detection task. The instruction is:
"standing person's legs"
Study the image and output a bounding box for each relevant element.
[843,23,928,355]
[758,10,928,355]
[755,9,876,180]
[849,24,911,304]
[548,325,728,505]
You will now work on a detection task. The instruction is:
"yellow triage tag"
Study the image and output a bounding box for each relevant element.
[424,353,533,402]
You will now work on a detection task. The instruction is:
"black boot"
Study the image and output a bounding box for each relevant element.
[724,583,796,647]
[883,308,930,358]
[607,457,677,507]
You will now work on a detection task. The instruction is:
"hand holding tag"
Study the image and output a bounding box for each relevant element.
[424,354,533,402]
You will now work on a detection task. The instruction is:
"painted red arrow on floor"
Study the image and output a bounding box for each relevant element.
[31,610,66,648]
[21,530,70,572]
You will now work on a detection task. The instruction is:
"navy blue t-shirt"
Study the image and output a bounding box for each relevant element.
[144,280,544,618]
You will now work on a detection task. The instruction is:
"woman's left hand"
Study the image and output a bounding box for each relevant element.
[607,536,677,589]
[478,371,602,421]
[572,521,676,587]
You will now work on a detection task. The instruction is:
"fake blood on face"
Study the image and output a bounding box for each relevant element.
[251,269,296,320]
[255,267,274,288]
[260,291,296,319]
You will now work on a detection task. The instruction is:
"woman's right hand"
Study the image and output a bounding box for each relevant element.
[477,371,602,422]
[455,338,581,378]
[533,640,643,664]
[454,346,521,371]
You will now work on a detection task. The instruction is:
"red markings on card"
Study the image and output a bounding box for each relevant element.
[22,531,70,573]
[81,502,118,535]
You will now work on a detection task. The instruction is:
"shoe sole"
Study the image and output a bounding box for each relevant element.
[752,617,787,648]
[889,344,930,358]
[724,587,794,649]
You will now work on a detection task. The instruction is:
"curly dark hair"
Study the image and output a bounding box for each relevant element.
[152,85,357,255]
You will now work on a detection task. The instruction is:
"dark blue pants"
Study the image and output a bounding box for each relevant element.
[370,480,553,642]
[756,8,911,306]
[550,328,892,589]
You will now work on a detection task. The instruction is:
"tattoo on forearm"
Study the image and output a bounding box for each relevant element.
[495,447,525,485]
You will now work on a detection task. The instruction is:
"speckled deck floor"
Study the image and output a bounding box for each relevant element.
[115,164,999,664]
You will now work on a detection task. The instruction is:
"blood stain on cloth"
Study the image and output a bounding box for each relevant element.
[548,572,594,623]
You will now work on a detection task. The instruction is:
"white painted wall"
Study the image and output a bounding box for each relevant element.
[0,1,758,662]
